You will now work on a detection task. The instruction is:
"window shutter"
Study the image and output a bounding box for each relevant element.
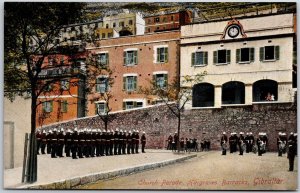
[275,46,280,60]
[164,74,168,88]
[95,103,98,115]
[250,48,255,62]
[123,51,127,65]
[50,101,53,112]
[42,102,46,112]
[156,48,160,63]
[134,51,138,65]
[123,77,126,90]
[153,74,157,87]
[122,102,126,110]
[191,52,195,66]
[236,49,240,63]
[165,47,168,63]
[226,50,231,64]
[96,78,99,92]
[260,47,264,61]
[204,52,208,65]
[105,78,109,92]
[133,76,137,91]
[213,51,217,64]
[106,53,109,65]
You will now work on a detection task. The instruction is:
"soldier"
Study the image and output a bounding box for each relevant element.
[105,130,110,156]
[64,129,72,157]
[95,129,101,157]
[122,130,127,154]
[135,130,140,153]
[167,133,173,150]
[91,129,97,157]
[109,130,114,156]
[131,130,136,154]
[141,131,146,153]
[238,132,245,155]
[78,129,84,158]
[229,133,235,153]
[46,130,52,154]
[221,132,228,155]
[71,128,79,159]
[40,130,47,154]
[287,133,297,171]
[127,131,132,154]
[248,132,255,153]
[51,128,58,158]
[174,132,179,151]
[84,128,91,157]
[36,129,42,155]
[113,129,119,155]
[118,130,123,155]
[245,133,250,153]
[257,133,265,156]
[262,132,268,153]
[100,130,105,156]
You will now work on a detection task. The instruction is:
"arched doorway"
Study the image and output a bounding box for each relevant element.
[192,83,214,107]
[253,79,278,102]
[222,81,245,104]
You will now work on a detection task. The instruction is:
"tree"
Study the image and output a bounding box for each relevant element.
[4,2,86,183]
[139,72,207,152]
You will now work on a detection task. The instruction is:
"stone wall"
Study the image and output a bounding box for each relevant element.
[40,102,297,151]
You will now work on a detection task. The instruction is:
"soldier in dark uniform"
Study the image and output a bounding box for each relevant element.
[245,133,250,153]
[51,128,58,158]
[248,132,255,153]
[229,133,235,153]
[40,130,47,154]
[109,130,114,156]
[46,130,52,154]
[57,128,65,157]
[135,130,140,153]
[238,132,245,155]
[86,129,92,157]
[71,128,79,159]
[113,129,119,155]
[173,132,178,151]
[141,131,146,153]
[118,130,123,155]
[105,130,110,156]
[287,133,297,171]
[78,129,84,158]
[167,133,173,150]
[220,132,228,155]
[122,130,127,155]
[131,130,136,154]
[91,129,97,157]
[36,129,42,155]
[95,129,100,157]
[100,130,105,156]
[257,133,264,156]
[127,131,132,154]
[262,133,268,153]
[64,129,72,157]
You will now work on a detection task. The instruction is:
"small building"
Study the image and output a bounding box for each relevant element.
[180,13,296,109]
[144,10,192,34]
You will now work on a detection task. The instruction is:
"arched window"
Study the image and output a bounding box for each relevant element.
[192,83,214,107]
[222,81,245,104]
[253,79,278,102]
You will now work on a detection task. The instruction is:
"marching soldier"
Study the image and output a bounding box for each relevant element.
[36,129,42,155]
[51,128,58,158]
[135,130,140,153]
[122,130,127,154]
[127,131,132,154]
[220,132,228,155]
[131,130,136,154]
[113,129,119,155]
[57,128,65,157]
[46,130,52,154]
[71,128,79,159]
[141,131,146,153]
[64,129,72,157]
[40,130,47,154]
[238,132,245,155]
[118,130,123,155]
[109,130,114,156]
[287,133,297,171]
[78,129,84,158]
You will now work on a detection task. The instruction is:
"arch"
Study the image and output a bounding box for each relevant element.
[192,83,214,107]
[222,81,245,104]
[253,79,278,102]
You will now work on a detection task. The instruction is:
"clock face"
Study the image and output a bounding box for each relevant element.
[228,25,240,38]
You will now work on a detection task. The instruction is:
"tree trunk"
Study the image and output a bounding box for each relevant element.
[26,91,37,183]
[104,119,108,131]
[177,111,181,153]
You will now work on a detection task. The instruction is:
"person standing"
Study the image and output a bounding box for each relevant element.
[36,129,42,155]
[248,132,255,153]
[127,131,132,154]
[229,133,235,153]
[51,128,58,158]
[64,129,72,157]
[238,132,245,155]
[257,133,264,156]
[287,133,297,171]
[71,128,79,159]
[220,132,228,155]
[167,133,173,150]
[141,131,146,153]
[40,130,47,154]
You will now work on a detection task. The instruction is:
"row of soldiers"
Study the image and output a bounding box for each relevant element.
[36,128,147,159]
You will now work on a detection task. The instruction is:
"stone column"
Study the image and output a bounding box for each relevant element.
[214,85,222,108]
[245,84,253,105]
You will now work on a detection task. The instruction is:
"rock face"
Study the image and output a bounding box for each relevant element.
[40,103,296,151]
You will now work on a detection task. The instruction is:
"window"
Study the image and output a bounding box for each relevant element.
[61,80,69,90]
[156,47,168,63]
[191,51,208,66]
[113,23,116,27]
[102,33,106,39]
[95,102,107,115]
[148,19,151,24]
[123,50,138,66]
[119,21,124,27]
[260,46,280,61]
[148,28,151,33]
[153,74,168,89]
[42,101,53,113]
[60,100,68,113]
[123,101,143,110]
[192,83,215,107]
[45,81,53,91]
[96,77,109,93]
[213,49,231,65]
[171,16,174,21]
[155,17,160,23]
[106,24,109,28]
[129,20,133,25]
[97,53,109,67]
[108,33,113,38]
[123,76,137,92]
[236,48,255,63]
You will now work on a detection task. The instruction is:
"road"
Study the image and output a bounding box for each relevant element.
[77,151,298,190]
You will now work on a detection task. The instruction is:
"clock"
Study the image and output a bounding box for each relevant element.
[227,25,240,38]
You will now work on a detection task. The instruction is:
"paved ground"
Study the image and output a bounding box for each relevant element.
[3,149,197,189]
[78,151,298,190]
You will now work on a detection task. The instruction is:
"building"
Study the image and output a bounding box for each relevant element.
[144,10,192,34]
[103,10,145,36]
[180,13,296,109]
[86,30,180,115]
